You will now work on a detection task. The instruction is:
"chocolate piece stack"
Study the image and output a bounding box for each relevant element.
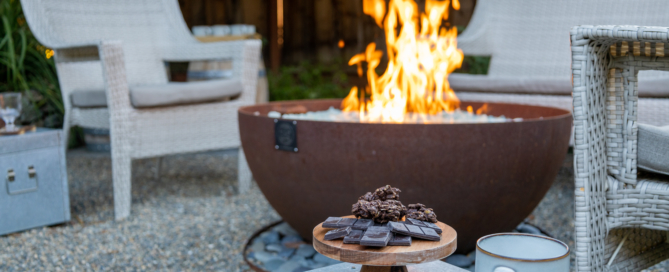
[322,216,442,247]
[322,216,397,247]
[321,185,443,248]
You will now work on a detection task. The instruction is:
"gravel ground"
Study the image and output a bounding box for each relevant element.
[0,148,280,271]
[0,148,667,271]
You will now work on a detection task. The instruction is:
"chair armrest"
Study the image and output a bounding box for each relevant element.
[52,41,132,112]
[456,0,493,56]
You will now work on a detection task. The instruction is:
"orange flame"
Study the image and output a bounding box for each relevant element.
[342,0,463,123]
[476,104,489,115]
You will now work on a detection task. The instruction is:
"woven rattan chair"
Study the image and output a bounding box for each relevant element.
[20,0,260,219]
[571,25,669,272]
[455,0,669,128]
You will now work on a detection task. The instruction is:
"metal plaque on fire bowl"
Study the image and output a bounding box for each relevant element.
[274,119,297,152]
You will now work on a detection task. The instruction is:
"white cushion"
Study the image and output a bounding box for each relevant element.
[638,124,669,175]
[449,74,669,97]
[130,79,242,108]
[449,74,572,95]
[70,79,243,109]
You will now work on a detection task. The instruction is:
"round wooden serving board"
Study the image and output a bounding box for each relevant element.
[313,216,457,267]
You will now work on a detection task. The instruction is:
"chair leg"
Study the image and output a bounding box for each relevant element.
[112,153,132,220]
[238,147,252,193]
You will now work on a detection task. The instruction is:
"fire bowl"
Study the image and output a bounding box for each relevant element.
[238,99,571,252]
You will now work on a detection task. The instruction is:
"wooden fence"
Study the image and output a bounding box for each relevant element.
[178,0,476,71]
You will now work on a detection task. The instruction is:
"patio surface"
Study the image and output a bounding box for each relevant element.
[0,148,666,271]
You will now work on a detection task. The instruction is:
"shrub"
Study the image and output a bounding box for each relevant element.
[0,0,63,128]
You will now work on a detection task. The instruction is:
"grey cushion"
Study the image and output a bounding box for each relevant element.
[449,74,669,97]
[70,79,243,109]
[130,79,243,108]
[638,124,669,175]
[71,90,107,108]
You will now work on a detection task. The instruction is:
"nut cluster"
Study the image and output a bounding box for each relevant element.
[406,203,438,223]
[352,185,438,224]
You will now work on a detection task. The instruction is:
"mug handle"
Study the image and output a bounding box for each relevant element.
[493,267,515,272]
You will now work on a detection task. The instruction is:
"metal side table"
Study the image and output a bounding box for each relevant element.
[0,129,70,235]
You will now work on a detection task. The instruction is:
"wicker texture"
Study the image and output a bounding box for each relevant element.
[572,25,669,272]
[456,0,669,128]
[20,0,261,219]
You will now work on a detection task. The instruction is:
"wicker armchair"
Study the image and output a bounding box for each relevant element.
[571,25,669,272]
[20,0,260,220]
[455,0,669,128]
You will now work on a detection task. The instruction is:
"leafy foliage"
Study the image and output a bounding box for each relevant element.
[0,0,63,128]
[456,55,490,75]
[268,60,351,101]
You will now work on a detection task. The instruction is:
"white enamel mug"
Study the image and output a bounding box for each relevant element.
[192,26,212,37]
[231,24,246,36]
[476,233,570,272]
[212,25,231,36]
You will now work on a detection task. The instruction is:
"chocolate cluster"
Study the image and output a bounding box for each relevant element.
[352,185,438,224]
[406,203,437,223]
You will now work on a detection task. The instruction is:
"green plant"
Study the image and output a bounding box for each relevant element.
[0,0,63,128]
[268,60,351,101]
[457,55,490,75]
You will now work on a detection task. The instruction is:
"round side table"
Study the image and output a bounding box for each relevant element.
[313,216,457,272]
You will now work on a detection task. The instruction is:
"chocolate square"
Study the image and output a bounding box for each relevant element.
[343,230,364,244]
[388,221,409,235]
[406,218,426,227]
[337,218,357,228]
[406,224,424,236]
[360,226,391,247]
[323,217,342,229]
[421,221,442,234]
[388,233,412,246]
[324,227,352,240]
[352,219,374,230]
[419,227,440,241]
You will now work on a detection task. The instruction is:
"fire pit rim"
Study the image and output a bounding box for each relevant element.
[238,99,572,124]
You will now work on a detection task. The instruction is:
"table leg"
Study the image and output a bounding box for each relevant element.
[360,265,408,272]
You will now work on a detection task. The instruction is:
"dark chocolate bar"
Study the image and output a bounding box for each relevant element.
[406,218,441,234]
[360,226,392,247]
[324,227,352,240]
[388,233,412,246]
[323,217,342,229]
[343,229,364,244]
[337,218,358,228]
[352,219,374,230]
[388,221,440,241]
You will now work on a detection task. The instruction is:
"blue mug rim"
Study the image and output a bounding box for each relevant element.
[476,233,570,263]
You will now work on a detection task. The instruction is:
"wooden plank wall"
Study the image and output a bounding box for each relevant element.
[178,0,475,67]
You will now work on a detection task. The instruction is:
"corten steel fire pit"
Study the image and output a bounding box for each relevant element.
[238,99,571,252]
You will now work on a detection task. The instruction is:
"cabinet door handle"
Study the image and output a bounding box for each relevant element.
[28,166,36,178]
[7,169,15,182]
